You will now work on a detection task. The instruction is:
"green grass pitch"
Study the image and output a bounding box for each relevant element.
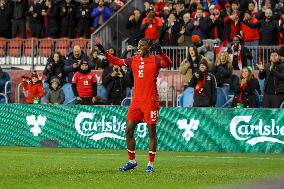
[0,147,284,189]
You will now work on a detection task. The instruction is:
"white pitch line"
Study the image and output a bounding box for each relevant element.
[175,155,284,160]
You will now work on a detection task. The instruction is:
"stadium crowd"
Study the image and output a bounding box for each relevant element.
[0,0,284,108]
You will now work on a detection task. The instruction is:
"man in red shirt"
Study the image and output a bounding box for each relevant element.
[72,60,97,105]
[96,38,172,173]
[141,7,163,42]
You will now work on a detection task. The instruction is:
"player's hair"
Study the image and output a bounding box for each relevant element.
[139,38,153,47]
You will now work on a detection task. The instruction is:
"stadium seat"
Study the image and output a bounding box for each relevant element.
[178,87,194,107]
[72,38,87,50]
[62,83,75,104]
[55,38,71,57]
[216,87,228,107]
[39,38,54,57]
[0,38,7,57]
[23,38,38,56]
[7,38,23,57]
[121,97,132,106]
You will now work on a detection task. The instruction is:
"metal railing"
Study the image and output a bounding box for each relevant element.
[91,0,144,52]
[0,93,8,104]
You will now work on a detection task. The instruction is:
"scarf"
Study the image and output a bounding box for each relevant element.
[237,82,247,103]
[195,72,206,96]
[231,45,242,70]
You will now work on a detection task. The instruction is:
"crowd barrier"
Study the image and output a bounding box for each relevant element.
[0,37,280,70]
[0,105,283,153]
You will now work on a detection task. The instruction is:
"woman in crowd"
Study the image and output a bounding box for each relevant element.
[232,67,260,108]
[188,59,217,107]
[213,51,233,87]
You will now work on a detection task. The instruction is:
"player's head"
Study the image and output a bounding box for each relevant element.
[137,38,151,57]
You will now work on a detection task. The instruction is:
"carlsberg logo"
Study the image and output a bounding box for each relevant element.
[230,116,284,145]
[75,112,147,141]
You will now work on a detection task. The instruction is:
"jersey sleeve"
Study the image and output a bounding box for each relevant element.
[104,52,132,67]
[156,53,172,68]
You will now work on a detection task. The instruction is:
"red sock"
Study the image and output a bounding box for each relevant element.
[149,151,156,163]
[127,149,135,160]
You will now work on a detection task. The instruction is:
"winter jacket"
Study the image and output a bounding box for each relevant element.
[46,88,65,104]
[241,18,260,42]
[212,64,233,87]
[22,81,44,104]
[187,18,209,39]
[43,56,66,85]
[188,71,217,107]
[91,6,111,29]
[232,77,260,108]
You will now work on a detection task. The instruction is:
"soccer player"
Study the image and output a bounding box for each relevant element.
[95,38,172,173]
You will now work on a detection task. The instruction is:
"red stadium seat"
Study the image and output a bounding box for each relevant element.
[39,38,54,57]
[72,38,87,50]
[7,38,23,57]
[23,38,38,56]
[0,38,7,57]
[55,38,71,57]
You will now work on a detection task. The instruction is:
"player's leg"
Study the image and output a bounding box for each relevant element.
[146,124,157,173]
[119,120,138,171]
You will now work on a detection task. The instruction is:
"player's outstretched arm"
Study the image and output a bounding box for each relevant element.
[95,44,132,67]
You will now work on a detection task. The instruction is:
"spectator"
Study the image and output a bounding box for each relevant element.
[196,37,221,65]
[223,10,241,43]
[202,0,218,12]
[244,9,280,45]
[42,0,60,38]
[22,72,44,104]
[161,13,180,46]
[0,66,10,102]
[27,0,45,38]
[91,0,111,30]
[64,45,93,83]
[188,59,217,107]
[43,52,66,85]
[187,7,209,39]
[126,9,143,46]
[178,13,191,46]
[89,49,104,70]
[278,9,284,45]
[0,0,12,38]
[159,5,171,22]
[141,7,163,42]
[179,45,203,89]
[257,50,284,108]
[46,78,65,104]
[102,65,132,105]
[232,67,260,108]
[175,0,189,23]
[227,34,252,70]
[76,0,92,38]
[213,51,233,87]
[72,61,97,105]
[60,0,76,38]
[11,0,27,38]
[208,5,225,41]
[241,11,260,47]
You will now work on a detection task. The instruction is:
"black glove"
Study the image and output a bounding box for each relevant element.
[95,43,106,53]
[152,44,162,55]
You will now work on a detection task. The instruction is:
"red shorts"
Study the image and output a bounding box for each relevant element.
[126,100,160,124]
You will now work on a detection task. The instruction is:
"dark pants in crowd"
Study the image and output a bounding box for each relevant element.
[0,28,11,38]
[76,97,93,105]
[108,98,122,105]
[12,19,26,38]
[30,23,42,38]
[262,94,284,108]
[61,26,75,38]
[78,23,90,38]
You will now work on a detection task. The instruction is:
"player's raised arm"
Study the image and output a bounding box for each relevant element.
[153,44,172,68]
[95,44,132,67]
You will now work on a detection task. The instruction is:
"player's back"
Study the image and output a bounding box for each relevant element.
[131,55,160,102]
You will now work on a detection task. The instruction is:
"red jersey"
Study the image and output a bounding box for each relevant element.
[142,17,163,40]
[72,72,97,97]
[22,81,44,104]
[104,53,172,102]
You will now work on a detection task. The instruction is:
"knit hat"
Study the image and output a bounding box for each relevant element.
[191,35,201,43]
[200,59,209,69]
[81,60,88,65]
[279,46,284,57]
[214,5,221,11]
[51,78,60,85]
